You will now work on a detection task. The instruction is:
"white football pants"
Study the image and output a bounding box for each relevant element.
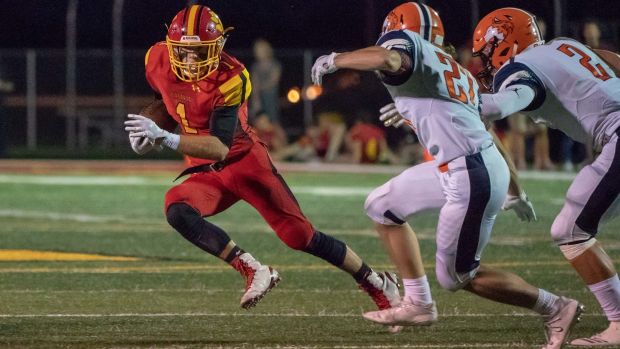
[551,129,620,245]
[365,144,509,291]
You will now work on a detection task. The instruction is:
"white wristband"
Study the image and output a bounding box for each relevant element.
[162,132,180,150]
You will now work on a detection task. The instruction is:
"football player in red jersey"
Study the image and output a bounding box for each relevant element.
[124,5,401,313]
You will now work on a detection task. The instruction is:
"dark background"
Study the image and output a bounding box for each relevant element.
[1,0,619,50]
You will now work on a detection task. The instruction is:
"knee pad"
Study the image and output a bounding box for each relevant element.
[435,252,478,292]
[166,203,231,256]
[364,184,404,225]
[559,238,597,261]
[303,230,347,267]
[166,203,198,231]
[551,212,593,246]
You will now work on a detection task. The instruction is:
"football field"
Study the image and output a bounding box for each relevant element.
[0,166,617,348]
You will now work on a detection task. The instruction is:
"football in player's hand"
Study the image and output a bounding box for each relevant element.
[140,100,178,132]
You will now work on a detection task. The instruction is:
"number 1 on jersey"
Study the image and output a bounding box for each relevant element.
[176,102,198,134]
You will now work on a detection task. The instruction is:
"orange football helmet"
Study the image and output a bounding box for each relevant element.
[166,5,233,82]
[472,8,544,88]
[381,2,445,47]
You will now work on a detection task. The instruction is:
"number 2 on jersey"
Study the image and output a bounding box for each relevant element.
[557,43,611,81]
[176,102,198,134]
[435,51,477,106]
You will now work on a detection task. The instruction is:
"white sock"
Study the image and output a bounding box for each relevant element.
[403,275,432,305]
[533,288,560,316]
[589,274,620,321]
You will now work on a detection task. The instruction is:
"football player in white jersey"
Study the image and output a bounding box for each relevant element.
[312,3,580,348]
[473,7,620,347]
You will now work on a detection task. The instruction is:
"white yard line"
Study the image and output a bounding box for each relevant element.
[0,312,603,318]
[0,209,122,223]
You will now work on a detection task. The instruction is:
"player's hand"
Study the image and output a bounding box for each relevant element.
[502,191,537,222]
[379,103,406,128]
[124,114,168,144]
[129,133,157,155]
[311,52,339,85]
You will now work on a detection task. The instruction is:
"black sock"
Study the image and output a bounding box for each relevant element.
[353,262,373,283]
[224,246,244,263]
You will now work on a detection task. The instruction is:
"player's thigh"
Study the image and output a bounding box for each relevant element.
[552,132,620,242]
[164,172,239,217]
[436,147,509,279]
[364,160,445,224]
[233,146,314,244]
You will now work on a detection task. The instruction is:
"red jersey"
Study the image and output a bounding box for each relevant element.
[144,42,260,166]
[349,123,385,163]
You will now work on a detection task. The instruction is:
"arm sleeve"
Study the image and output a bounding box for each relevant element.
[375,30,416,86]
[211,69,252,147]
[480,85,536,121]
[492,61,546,111]
[210,106,239,148]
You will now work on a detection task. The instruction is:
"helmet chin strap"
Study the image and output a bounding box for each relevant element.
[510,42,519,59]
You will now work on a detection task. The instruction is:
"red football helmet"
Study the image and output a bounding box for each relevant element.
[166,5,233,82]
[472,8,544,88]
[381,2,445,47]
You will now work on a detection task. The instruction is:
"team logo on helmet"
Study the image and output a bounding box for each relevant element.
[484,16,515,44]
[381,11,401,34]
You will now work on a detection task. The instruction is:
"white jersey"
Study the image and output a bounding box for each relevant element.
[377,29,492,164]
[493,38,620,148]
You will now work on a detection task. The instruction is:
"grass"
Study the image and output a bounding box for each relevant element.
[0,169,618,348]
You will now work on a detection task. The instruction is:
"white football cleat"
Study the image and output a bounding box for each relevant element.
[233,253,281,309]
[358,271,404,333]
[570,322,620,347]
[541,297,584,349]
[358,271,401,310]
[363,298,438,326]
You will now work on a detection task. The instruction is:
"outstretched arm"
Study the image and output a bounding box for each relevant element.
[488,127,537,222]
[312,46,411,85]
[333,47,403,73]
[489,128,521,196]
[480,85,536,121]
[594,49,620,76]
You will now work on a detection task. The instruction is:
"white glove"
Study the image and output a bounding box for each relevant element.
[502,191,537,222]
[311,52,339,85]
[124,114,167,142]
[379,103,406,128]
[124,114,180,150]
[129,134,155,155]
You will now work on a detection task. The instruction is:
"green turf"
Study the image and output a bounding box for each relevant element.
[0,170,618,348]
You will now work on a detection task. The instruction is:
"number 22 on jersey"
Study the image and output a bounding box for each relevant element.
[176,102,198,134]
[435,51,477,106]
[557,43,611,81]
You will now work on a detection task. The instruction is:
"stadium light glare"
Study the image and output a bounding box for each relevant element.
[304,85,323,100]
[287,87,301,103]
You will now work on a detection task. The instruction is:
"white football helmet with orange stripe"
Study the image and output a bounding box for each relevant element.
[166,5,233,82]
[381,2,445,47]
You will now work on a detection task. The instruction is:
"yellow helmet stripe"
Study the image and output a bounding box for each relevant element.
[186,5,200,36]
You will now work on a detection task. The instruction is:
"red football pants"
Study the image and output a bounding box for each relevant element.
[164,143,315,250]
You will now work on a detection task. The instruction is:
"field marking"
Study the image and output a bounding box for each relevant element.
[0,312,605,318]
[0,258,597,273]
[0,209,123,223]
[0,249,139,261]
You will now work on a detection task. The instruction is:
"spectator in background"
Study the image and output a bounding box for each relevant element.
[251,110,287,153]
[0,64,14,158]
[272,112,346,163]
[346,110,398,164]
[250,39,282,124]
[582,19,615,51]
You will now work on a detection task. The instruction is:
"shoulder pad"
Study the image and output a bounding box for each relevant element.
[217,68,252,106]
